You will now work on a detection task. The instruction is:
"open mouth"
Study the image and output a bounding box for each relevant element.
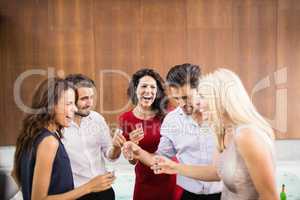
[65,115,73,121]
[142,96,153,101]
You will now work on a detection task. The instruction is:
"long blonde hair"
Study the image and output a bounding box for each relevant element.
[198,69,274,152]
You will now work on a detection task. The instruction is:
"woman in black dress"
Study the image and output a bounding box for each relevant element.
[13,78,115,200]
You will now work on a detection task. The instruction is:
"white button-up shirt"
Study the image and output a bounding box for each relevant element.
[62,111,113,187]
[156,107,222,194]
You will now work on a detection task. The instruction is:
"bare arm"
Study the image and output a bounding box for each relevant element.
[136,147,156,166]
[175,164,220,181]
[152,155,220,181]
[31,136,114,200]
[122,142,156,166]
[235,128,279,200]
[11,167,20,189]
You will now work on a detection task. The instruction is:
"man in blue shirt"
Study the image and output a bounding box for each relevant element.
[123,63,222,200]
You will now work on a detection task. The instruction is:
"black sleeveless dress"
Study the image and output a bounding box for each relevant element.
[20,128,74,200]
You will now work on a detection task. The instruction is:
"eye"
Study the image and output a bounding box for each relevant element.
[66,101,74,105]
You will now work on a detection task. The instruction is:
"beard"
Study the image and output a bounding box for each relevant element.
[75,109,90,117]
[182,105,194,115]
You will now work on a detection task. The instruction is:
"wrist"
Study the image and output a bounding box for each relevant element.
[108,146,121,159]
[134,146,143,160]
[112,144,121,150]
[82,181,93,195]
[173,162,180,173]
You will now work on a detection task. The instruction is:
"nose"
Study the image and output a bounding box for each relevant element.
[178,98,186,107]
[86,98,93,107]
[144,86,152,94]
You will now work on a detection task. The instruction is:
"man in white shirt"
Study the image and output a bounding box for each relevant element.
[123,64,222,200]
[63,74,126,200]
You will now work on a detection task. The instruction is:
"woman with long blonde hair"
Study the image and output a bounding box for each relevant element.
[151,69,278,200]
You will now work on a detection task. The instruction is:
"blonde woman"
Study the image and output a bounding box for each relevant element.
[151,69,278,200]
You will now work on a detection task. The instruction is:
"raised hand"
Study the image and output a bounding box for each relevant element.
[129,128,144,144]
[112,128,127,148]
[151,155,178,175]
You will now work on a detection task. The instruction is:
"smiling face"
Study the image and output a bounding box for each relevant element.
[136,75,158,109]
[54,88,77,127]
[192,93,208,113]
[169,84,198,115]
[75,87,95,117]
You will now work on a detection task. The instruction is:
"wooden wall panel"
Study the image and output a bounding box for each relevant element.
[186,0,234,70]
[48,0,96,75]
[0,0,300,145]
[232,0,277,134]
[140,0,187,74]
[93,0,142,124]
[277,0,300,138]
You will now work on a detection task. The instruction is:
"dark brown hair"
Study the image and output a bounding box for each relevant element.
[13,77,75,184]
[166,63,201,88]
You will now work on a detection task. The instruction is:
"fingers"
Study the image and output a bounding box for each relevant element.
[151,155,162,174]
[101,173,116,185]
[129,129,144,142]
[132,135,144,144]
[102,176,115,186]
[150,155,176,175]
[122,141,131,150]
[113,134,127,148]
[91,173,116,192]
[129,142,140,152]
[150,165,162,174]
[102,172,115,179]
[122,141,140,160]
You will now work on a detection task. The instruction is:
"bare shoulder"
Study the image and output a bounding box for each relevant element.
[234,127,257,144]
[234,126,269,156]
[37,135,59,153]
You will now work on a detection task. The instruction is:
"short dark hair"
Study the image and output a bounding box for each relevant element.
[65,74,95,89]
[127,68,168,117]
[166,63,201,88]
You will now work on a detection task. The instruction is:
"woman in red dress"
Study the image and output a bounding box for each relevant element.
[119,68,178,200]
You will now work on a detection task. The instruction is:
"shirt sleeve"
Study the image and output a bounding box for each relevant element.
[95,114,114,160]
[118,114,130,141]
[155,115,177,158]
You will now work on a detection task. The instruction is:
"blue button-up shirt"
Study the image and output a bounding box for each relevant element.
[156,107,222,194]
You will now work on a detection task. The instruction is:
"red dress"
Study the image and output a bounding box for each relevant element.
[119,110,178,200]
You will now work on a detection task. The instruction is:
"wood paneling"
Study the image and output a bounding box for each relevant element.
[0,0,299,145]
[277,0,300,138]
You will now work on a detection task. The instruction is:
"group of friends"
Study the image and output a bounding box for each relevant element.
[12,63,278,200]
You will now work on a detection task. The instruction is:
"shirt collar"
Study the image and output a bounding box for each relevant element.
[177,107,199,127]
[70,112,93,128]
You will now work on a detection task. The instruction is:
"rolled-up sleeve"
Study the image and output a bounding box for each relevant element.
[96,115,115,161]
